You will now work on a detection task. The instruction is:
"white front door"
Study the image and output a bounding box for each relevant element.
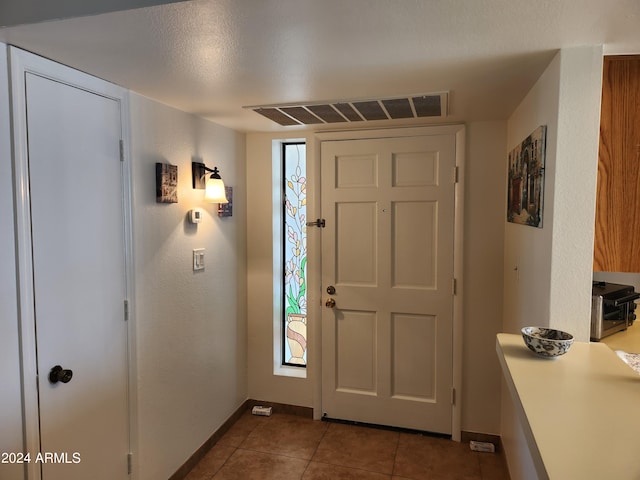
[321,134,457,434]
[13,50,130,479]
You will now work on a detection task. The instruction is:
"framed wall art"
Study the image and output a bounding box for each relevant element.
[156,162,178,203]
[218,186,233,217]
[507,126,546,228]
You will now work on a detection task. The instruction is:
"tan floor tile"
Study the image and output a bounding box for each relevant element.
[303,461,392,479]
[312,423,399,475]
[217,411,269,448]
[185,445,236,480]
[393,433,481,480]
[239,413,329,459]
[185,413,509,480]
[212,449,308,480]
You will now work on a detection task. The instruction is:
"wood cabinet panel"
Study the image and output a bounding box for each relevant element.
[594,55,640,272]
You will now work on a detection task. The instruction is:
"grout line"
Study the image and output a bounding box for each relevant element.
[391,429,401,477]
[307,459,394,479]
[308,419,330,462]
[208,446,237,480]
[233,444,315,462]
[299,458,312,480]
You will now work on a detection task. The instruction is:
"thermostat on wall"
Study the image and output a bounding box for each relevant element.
[189,208,204,224]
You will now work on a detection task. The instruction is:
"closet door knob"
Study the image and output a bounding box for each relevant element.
[49,365,73,384]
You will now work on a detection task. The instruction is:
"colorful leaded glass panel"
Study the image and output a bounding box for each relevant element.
[283,143,307,367]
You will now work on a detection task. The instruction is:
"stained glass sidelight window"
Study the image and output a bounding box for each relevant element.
[282,142,307,367]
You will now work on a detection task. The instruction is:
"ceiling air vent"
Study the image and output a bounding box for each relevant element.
[246,92,448,127]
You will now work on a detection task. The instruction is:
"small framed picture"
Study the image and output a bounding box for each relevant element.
[218,186,233,217]
[507,126,546,228]
[156,163,178,203]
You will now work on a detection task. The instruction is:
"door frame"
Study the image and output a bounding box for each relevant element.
[312,125,465,440]
[9,47,137,479]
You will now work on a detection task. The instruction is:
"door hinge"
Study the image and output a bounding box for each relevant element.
[119,139,124,162]
[124,300,129,322]
[451,387,456,405]
[127,453,132,474]
[453,165,459,183]
[306,218,325,228]
[452,278,457,295]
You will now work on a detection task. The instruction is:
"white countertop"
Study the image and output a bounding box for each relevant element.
[601,322,640,353]
[497,333,640,480]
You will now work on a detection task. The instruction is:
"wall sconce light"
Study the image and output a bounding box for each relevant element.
[192,162,228,204]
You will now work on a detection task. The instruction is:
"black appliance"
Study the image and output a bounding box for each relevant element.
[591,281,640,341]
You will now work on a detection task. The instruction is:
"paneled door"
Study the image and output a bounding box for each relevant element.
[321,134,456,434]
[12,48,130,479]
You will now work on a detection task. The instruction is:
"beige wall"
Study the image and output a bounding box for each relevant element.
[503,46,602,339]
[246,123,507,436]
[501,46,603,480]
[462,121,507,434]
[130,94,248,480]
[246,132,316,408]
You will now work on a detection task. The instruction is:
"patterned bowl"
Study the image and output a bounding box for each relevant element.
[521,327,574,358]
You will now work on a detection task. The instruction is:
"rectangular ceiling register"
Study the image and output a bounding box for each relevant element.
[247,92,448,126]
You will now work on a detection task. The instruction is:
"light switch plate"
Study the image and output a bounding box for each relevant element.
[193,248,205,271]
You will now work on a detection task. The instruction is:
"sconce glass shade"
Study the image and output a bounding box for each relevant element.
[204,176,228,203]
[192,162,228,203]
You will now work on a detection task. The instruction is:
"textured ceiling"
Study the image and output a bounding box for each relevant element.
[1,0,639,132]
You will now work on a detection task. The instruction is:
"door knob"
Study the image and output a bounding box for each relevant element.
[49,365,73,384]
[325,298,336,308]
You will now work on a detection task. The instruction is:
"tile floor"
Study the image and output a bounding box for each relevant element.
[184,412,510,480]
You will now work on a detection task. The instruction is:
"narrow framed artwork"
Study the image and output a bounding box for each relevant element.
[507,125,546,227]
[156,163,178,203]
[218,186,233,217]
